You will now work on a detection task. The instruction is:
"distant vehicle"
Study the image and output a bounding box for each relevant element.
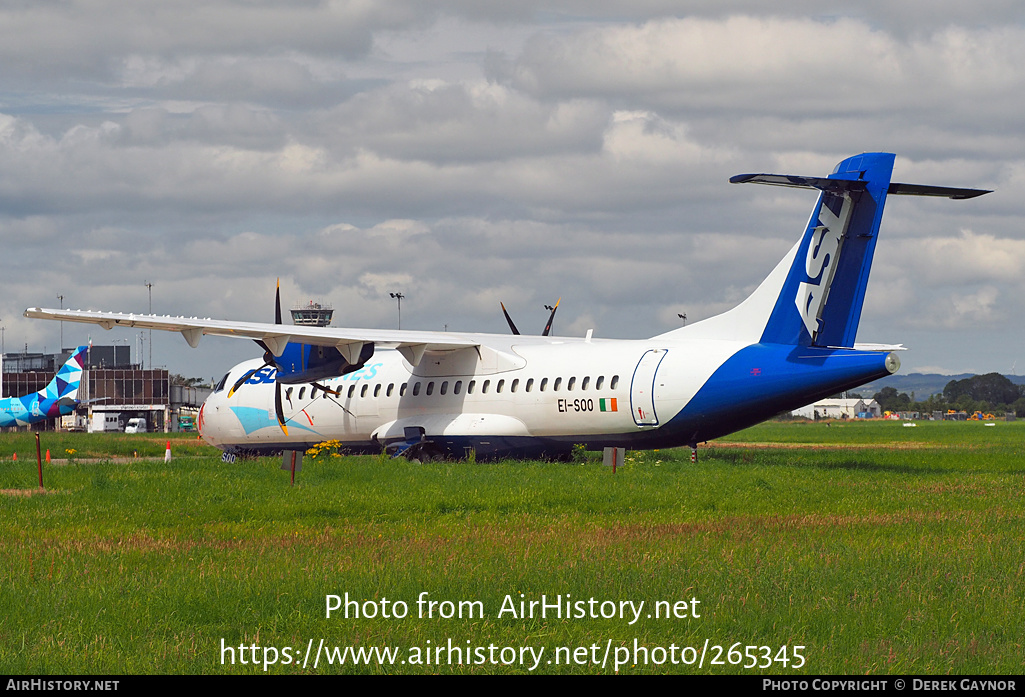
[90,413,122,433]
[179,415,196,432]
[0,346,87,428]
[60,413,88,432]
[124,417,148,433]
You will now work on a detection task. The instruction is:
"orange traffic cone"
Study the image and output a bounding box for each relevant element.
[45,449,50,463]
[164,440,172,463]
[12,452,16,461]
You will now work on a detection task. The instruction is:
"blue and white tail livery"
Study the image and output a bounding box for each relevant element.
[0,346,87,428]
[26,153,988,459]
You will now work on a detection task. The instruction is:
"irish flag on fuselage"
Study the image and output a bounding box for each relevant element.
[599,398,618,412]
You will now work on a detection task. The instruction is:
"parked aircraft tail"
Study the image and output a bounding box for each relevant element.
[664,152,989,347]
[38,346,88,402]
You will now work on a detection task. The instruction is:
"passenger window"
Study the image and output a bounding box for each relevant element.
[426,381,434,396]
[361,384,368,398]
[454,380,462,395]
[299,386,306,400]
[400,383,407,396]
[511,379,519,393]
[387,383,394,397]
[596,376,605,390]
[374,384,381,397]
[285,387,293,401]
[554,377,562,391]
[581,376,590,390]
[567,377,576,391]
[348,385,356,398]
[468,380,476,394]
[497,379,504,393]
[441,381,448,395]
[311,385,319,398]
[526,378,534,392]
[482,380,490,394]
[540,378,548,391]
[611,375,619,390]
[413,382,421,396]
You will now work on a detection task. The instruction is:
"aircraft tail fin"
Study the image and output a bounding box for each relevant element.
[664,153,989,347]
[38,346,88,401]
[755,152,896,347]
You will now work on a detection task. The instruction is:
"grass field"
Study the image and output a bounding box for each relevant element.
[1,421,1022,674]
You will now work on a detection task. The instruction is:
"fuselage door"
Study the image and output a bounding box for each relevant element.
[630,349,667,426]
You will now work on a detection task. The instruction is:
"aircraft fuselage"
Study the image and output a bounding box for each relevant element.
[199,334,897,459]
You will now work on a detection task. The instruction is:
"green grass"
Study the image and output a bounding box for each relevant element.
[0,432,210,462]
[1,423,1023,674]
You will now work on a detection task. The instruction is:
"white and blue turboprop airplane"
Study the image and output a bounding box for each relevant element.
[0,346,88,428]
[26,153,988,459]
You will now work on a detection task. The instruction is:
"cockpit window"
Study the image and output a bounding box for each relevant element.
[214,373,229,392]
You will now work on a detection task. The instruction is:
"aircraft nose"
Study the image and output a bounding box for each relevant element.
[197,397,222,447]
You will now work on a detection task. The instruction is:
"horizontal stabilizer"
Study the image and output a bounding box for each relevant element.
[729,173,868,193]
[731,173,990,200]
[886,183,990,199]
[825,343,907,352]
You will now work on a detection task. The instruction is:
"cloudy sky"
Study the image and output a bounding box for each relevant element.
[2,1,1023,380]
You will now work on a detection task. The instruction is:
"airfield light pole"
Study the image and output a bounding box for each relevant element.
[57,294,64,350]
[144,281,153,370]
[111,337,128,369]
[390,292,404,330]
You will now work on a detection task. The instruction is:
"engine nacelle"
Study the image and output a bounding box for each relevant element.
[273,342,375,384]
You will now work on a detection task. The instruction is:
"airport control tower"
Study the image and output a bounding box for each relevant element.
[290,301,334,327]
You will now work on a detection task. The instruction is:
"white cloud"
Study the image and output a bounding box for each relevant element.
[2,6,1023,377]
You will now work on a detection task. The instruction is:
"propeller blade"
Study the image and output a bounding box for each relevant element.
[275,278,282,325]
[501,302,521,335]
[274,381,288,435]
[542,297,560,337]
[228,365,263,398]
[228,282,287,435]
[312,381,341,396]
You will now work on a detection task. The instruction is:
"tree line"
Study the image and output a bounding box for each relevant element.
[872,373,1025,416]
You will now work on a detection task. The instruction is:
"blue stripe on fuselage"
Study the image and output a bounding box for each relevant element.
[661,343,894,443]
[229,406,320,436]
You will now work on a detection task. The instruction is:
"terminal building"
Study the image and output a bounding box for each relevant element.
[1,345,211,432]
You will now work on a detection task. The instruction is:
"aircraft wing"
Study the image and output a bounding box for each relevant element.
[24,307,479,366]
